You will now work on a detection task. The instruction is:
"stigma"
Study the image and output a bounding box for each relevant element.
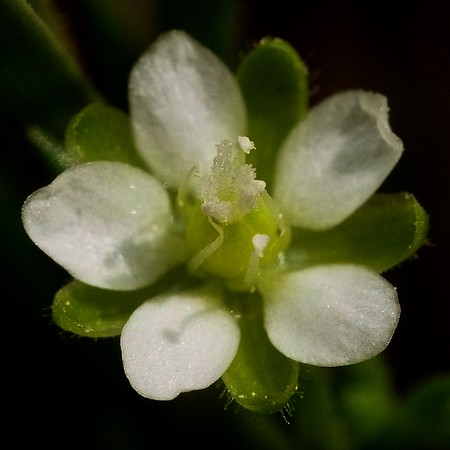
[198,137,266,224]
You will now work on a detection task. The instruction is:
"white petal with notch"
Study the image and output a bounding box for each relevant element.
[261,264,400,366]
[121,289,240,400]
[22,161,178,290]
[129,30,247,188]
[274,90,404,230]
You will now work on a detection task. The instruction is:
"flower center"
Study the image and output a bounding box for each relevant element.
[179,137,290,291]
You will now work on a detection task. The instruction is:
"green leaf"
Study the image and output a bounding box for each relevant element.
[0,0,100,134]
[334,356,397,448]
[286,193,429,273]
[26,125,69,172]
[237,37,309,188]
[64,103,144,167]
[222,292,299,414]
[71,0,157,108]
[384,375,450,449]
[291,367,349,450]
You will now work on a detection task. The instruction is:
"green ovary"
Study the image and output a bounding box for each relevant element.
[185,195,290,283]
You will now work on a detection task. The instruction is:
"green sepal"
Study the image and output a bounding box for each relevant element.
[222,291,299,414]
[52,266,198,337]
[286,193,429,273]
[52,280,151,338]
[237,37,308,188]
[64,103,144,167]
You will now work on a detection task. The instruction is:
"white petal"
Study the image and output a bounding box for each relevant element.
[22,161,180,290]
[121,289,240,400]
[274,90,403,229]
[129,30,247,188]
[260,264,400,366]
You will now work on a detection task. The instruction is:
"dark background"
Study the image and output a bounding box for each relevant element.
[3,1,449,448]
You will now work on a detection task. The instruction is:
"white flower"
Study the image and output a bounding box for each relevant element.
[22,30,403,403]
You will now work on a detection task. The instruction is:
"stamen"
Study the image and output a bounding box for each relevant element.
[244,234,270,291]
[187,217,224,273]
[252,234,270,257]
[237,136,255,153]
